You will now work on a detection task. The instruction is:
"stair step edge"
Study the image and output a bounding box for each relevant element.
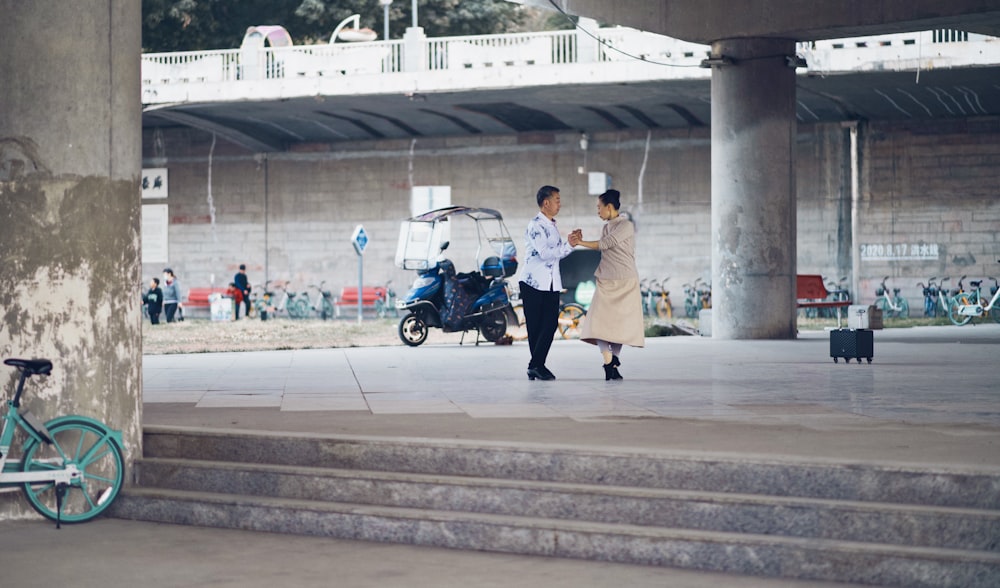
[135,457,1000,517]
[114,487,1000,565]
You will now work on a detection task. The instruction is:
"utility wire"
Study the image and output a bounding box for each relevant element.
[546,0,702,68]
[547,0,804,68]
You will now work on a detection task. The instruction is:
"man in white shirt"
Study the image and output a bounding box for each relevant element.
[519,185,580,380]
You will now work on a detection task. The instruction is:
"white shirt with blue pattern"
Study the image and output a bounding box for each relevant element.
[521,212,574,292]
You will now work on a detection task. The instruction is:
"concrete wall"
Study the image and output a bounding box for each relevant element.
[142,116,1000,315]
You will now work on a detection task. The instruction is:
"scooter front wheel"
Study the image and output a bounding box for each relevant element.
[399,313,429,346]
[479,309,508,342]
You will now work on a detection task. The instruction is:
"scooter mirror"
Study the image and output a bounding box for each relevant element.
[440,241,450,252]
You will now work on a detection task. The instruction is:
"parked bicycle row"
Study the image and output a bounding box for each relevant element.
[250,279,399,321]
[141,273,400,323]
[916,271,1000,325]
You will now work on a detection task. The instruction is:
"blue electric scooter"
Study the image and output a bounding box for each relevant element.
[394,207,519,347]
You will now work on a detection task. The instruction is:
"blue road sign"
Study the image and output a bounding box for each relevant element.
[352,225,369,255]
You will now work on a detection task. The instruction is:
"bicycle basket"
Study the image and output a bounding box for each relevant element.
[875,287,885,296]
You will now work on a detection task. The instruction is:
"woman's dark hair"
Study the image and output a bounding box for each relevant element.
[599,189,621,210]
[536,185,560,207]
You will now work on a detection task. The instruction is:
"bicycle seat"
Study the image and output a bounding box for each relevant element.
[4,358,53,376]
[971,280,982,288]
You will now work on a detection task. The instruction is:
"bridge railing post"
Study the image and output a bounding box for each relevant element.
[403,26,427,72]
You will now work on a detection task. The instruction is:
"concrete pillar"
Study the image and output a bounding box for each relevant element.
[403,27,427,72]
[0,1,141,517]
[709,38,797,339]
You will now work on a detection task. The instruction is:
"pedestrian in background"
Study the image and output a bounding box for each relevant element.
[226,282,244,320]
[144,277,163,325]
[519,185,581,381]
[162,268,181,323]
[575,189,644,380]
[233,263,252,319]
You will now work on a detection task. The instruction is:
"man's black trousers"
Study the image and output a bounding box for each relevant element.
[519,281,560,370]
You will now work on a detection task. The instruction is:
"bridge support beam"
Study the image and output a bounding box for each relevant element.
[0,0,142,517]
[709,38,798,339]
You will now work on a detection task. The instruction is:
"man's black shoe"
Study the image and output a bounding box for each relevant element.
[527,367,555,381]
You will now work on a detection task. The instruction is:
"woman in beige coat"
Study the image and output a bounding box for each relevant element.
[575,189,644,380]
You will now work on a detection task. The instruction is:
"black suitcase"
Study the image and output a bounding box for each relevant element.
[830,328,873,364]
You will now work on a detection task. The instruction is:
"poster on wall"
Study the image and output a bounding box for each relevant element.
[142,204,169,263]
[410,185,451,216]
[142,168,168,199]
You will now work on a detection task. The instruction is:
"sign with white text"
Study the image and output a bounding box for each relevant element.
[860,242,939,261]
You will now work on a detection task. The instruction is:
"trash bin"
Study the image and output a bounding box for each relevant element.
[210,293,234,322]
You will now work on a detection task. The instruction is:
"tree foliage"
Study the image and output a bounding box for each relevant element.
[142,0,530,52]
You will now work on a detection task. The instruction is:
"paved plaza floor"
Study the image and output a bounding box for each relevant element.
[4,324,998,587]
[142,324,1000,467]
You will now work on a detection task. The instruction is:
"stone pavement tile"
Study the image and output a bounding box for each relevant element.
[280,395,369,412]
[196,390,283,408]
[458,402,563,419]
[143,390,206,403]
[365,395,464,414]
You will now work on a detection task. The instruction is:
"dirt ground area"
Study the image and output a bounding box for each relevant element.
[142,317,474,354]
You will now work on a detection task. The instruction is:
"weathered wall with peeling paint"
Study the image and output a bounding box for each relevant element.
[0,1,141,519]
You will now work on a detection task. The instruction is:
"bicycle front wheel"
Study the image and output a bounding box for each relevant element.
[291,298,310,319]
[21,419,124,523]
[684,301,698,319]
[948,296,973,326]
[655,298,672,319]
[558,303,586,339]
[896,297,910,319]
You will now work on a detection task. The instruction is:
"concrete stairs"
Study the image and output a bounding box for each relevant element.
[110,426,1000,587]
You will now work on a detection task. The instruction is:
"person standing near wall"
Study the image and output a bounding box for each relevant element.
[520,185,581,381]
[144,277,163,325]
[162,268,181,323]
[233,263,251,319]
[575,189,644,380]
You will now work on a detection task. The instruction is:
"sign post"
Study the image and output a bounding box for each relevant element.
[351,225,369,323]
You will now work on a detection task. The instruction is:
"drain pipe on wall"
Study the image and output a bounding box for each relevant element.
[847,121,861,303]
[207,132,218,289]
[636,130,651,226]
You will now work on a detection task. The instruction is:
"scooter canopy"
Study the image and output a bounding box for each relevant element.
[395,206,516,273]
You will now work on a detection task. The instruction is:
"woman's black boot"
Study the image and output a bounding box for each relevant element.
[610,366,623,380]
[602,363,614,381]
[611,355,621,368]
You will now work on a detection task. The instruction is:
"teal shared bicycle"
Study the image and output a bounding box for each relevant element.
[0,358,124,527]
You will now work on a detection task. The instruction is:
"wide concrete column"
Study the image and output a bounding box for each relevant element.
[0,1,141,517]
[710,38,798,339]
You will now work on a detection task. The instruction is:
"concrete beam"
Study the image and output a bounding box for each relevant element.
[144,108,281,153]
[526,1,1000,43]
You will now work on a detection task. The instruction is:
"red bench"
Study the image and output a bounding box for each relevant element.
[796,274,851,326]
[185,287,228,308]
[335,286,386,317]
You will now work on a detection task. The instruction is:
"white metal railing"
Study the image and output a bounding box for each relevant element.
[142,49,240,85]
[425,30,577,70]
[141,27,997,98]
